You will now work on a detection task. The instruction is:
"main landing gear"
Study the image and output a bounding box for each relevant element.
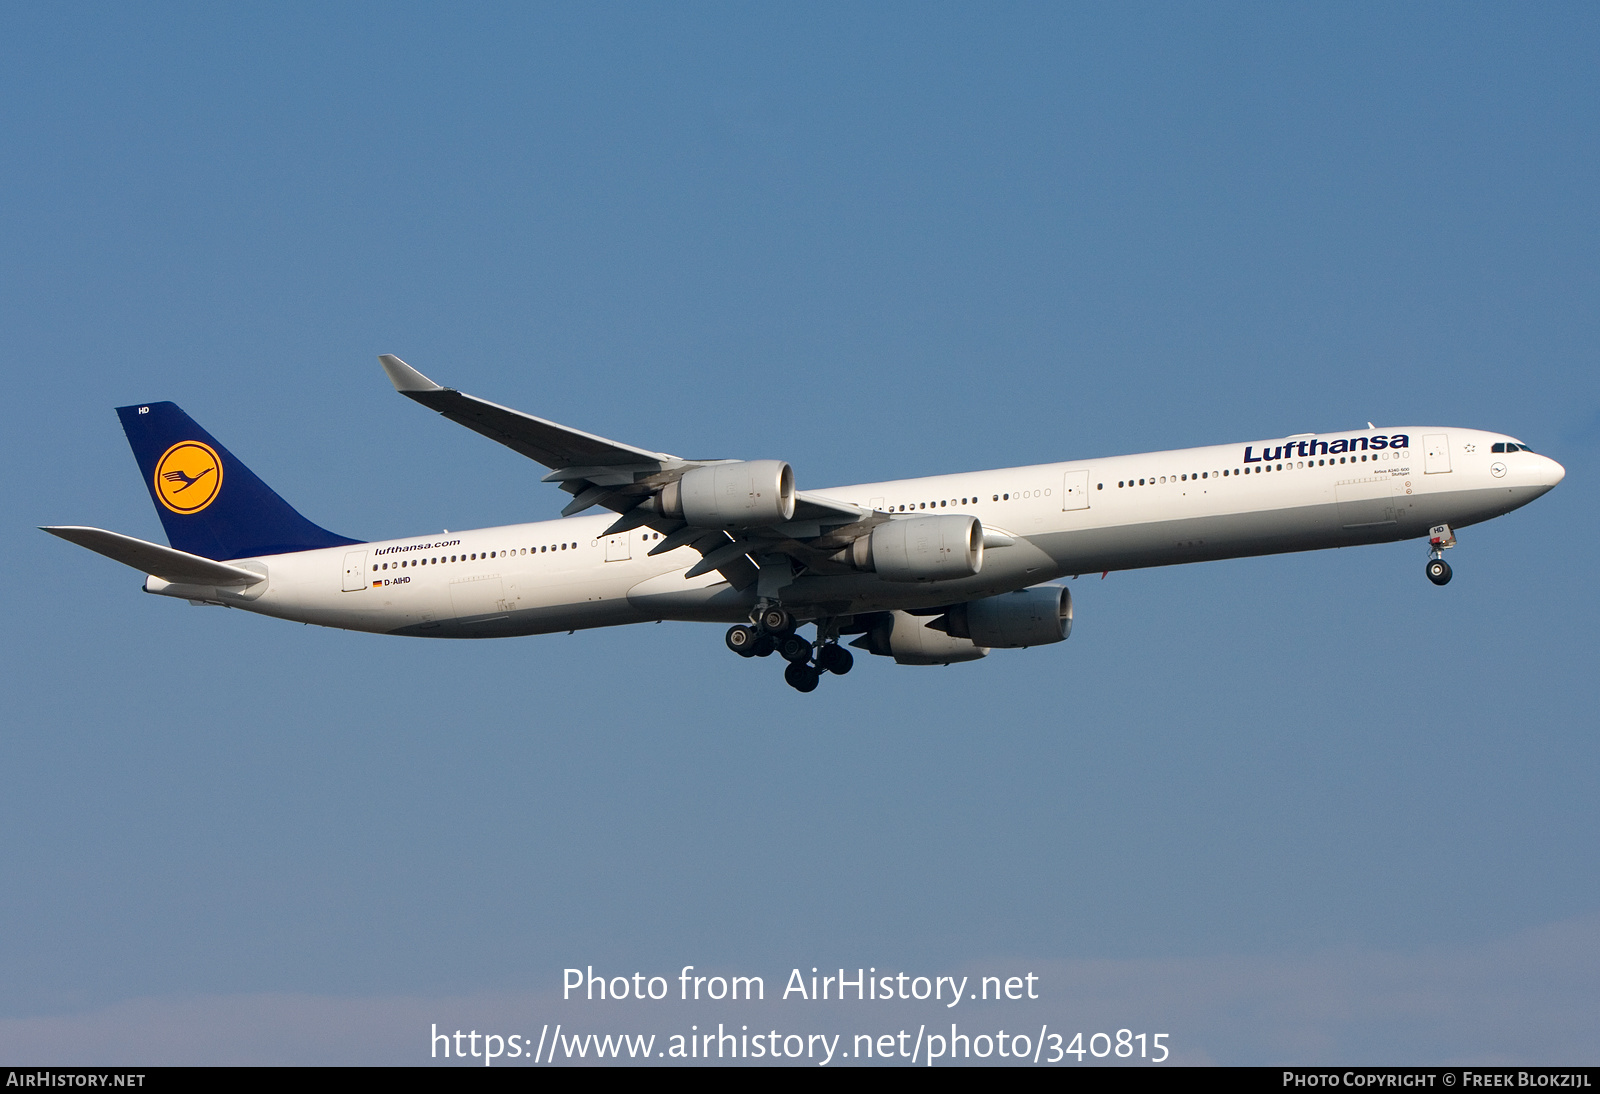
[1426,523,1456,586]
[725,606,853,692]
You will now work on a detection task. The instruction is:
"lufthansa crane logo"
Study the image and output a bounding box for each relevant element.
[154,441,223,513]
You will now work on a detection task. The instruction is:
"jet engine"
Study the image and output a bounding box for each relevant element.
[840,514,984,582]
[848,611,989,665]
[652,460,796,528]
[933,585,1072,648]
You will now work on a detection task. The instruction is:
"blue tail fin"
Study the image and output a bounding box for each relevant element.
[117,401,361,560]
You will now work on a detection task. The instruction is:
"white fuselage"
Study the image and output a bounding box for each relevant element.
[145,427,1564,638]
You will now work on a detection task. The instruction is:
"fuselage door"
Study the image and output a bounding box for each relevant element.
[1061,470,1090,511]
[341,550,368,592]
[1423,434,1452,474]
[604,532,632,562]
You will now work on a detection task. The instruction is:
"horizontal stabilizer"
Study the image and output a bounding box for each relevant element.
[41,527,267,586]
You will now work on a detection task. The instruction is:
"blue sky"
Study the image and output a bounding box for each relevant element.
[2,3,1596,1064]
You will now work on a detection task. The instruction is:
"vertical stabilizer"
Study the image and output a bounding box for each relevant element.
[116,402,360,560]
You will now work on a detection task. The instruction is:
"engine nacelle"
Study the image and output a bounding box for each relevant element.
[843,514,984,582]
[849,610,989,665]
[939,585,1072,648]
[653,460,796,528]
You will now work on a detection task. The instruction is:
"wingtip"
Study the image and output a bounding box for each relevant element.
[378,354,444,393]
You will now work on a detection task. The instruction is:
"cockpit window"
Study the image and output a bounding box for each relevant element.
[1492,442,1533,453]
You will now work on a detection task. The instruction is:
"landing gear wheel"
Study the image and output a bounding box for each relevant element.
[751,635,776,657]
[725,625,758,656]
[816,644,853,675]
[760,607,794,634]
[784,661,820,692]
[1426,558,1452,586]
[778,634,813,663]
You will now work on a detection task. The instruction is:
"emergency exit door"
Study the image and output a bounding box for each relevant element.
[341,551,368,591]
[1061,470,1090,511]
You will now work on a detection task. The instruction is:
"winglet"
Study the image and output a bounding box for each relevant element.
[379,354,444,393]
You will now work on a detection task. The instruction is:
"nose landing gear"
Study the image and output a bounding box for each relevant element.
[1426,523,1456,586]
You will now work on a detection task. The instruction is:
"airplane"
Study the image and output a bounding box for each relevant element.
[45,356,1566,692]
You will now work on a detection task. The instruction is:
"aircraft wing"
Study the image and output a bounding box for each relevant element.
[379,355,677,469]
[380,355,871,590]
[42,526,268,585]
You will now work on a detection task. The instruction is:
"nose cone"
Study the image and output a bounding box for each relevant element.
[1534,454,1566,491]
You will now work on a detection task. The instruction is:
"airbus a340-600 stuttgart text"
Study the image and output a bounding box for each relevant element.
[46,356,1565,691]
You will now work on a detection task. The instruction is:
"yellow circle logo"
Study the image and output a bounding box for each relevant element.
[154,441,223,513]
